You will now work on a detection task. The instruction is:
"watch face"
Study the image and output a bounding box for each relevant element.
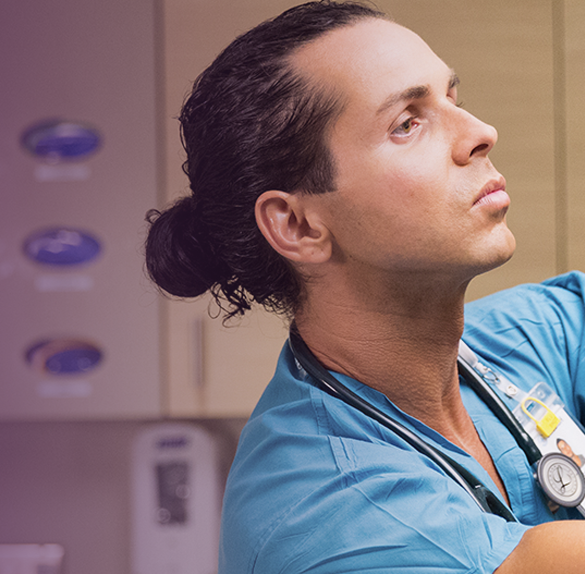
[536,452,585,507]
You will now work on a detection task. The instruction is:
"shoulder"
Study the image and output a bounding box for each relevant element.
[465,271,585,331]
[463,271,585,414]
[219,344,529,574]
[464,271,585,357]
[219,344,379,572]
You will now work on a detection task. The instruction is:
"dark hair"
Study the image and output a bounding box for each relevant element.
[145,1,385,319]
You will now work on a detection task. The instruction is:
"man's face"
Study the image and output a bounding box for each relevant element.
[558,440,573,456]
[292,18,516,287]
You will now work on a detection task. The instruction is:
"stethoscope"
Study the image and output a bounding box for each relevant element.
[288,329,585,522]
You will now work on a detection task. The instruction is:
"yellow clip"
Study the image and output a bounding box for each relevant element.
[521,397,560,438]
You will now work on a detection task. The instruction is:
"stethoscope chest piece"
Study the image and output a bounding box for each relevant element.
[536,452,585,508]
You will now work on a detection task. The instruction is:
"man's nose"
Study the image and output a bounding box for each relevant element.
[452,108,498,165]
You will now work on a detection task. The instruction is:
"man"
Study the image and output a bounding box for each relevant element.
[145,2,585,571]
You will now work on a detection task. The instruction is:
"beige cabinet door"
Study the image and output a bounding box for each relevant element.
[165,297,288,417]
[566,0,585,270]
[161,0,295,417]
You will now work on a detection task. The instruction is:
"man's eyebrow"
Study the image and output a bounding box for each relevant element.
[376,70,460,116]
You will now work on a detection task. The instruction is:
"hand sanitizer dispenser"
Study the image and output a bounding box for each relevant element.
[131,423,220,574]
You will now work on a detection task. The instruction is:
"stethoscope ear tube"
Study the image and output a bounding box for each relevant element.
[288,330,517,522]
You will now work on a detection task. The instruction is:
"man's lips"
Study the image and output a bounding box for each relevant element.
[473,177,509,209]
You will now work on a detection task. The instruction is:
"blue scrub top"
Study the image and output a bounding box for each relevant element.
[219,272,585,573]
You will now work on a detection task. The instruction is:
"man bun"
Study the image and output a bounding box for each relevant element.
[145,197,227,298]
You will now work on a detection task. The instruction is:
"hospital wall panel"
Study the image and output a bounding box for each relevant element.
[0,0,161,419]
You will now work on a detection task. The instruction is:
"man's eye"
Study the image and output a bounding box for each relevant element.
[394,117,416,136]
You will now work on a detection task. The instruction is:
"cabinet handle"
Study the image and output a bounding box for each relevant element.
[193,317,204,390]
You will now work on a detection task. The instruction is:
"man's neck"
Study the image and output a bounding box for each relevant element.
[294,270,472,438]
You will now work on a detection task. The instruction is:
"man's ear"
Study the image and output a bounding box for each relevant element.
[255,190,332,263]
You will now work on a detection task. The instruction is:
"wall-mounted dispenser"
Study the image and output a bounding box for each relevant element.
[131,423,221,574]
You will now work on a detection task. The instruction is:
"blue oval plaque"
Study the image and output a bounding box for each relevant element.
[23,228,101,266]
[21,120,101,161]
[26,339,103,375]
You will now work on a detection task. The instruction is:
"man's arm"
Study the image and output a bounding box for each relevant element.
[497,522,585,573]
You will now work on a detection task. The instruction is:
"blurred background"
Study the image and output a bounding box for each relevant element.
[1,0,584,572]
